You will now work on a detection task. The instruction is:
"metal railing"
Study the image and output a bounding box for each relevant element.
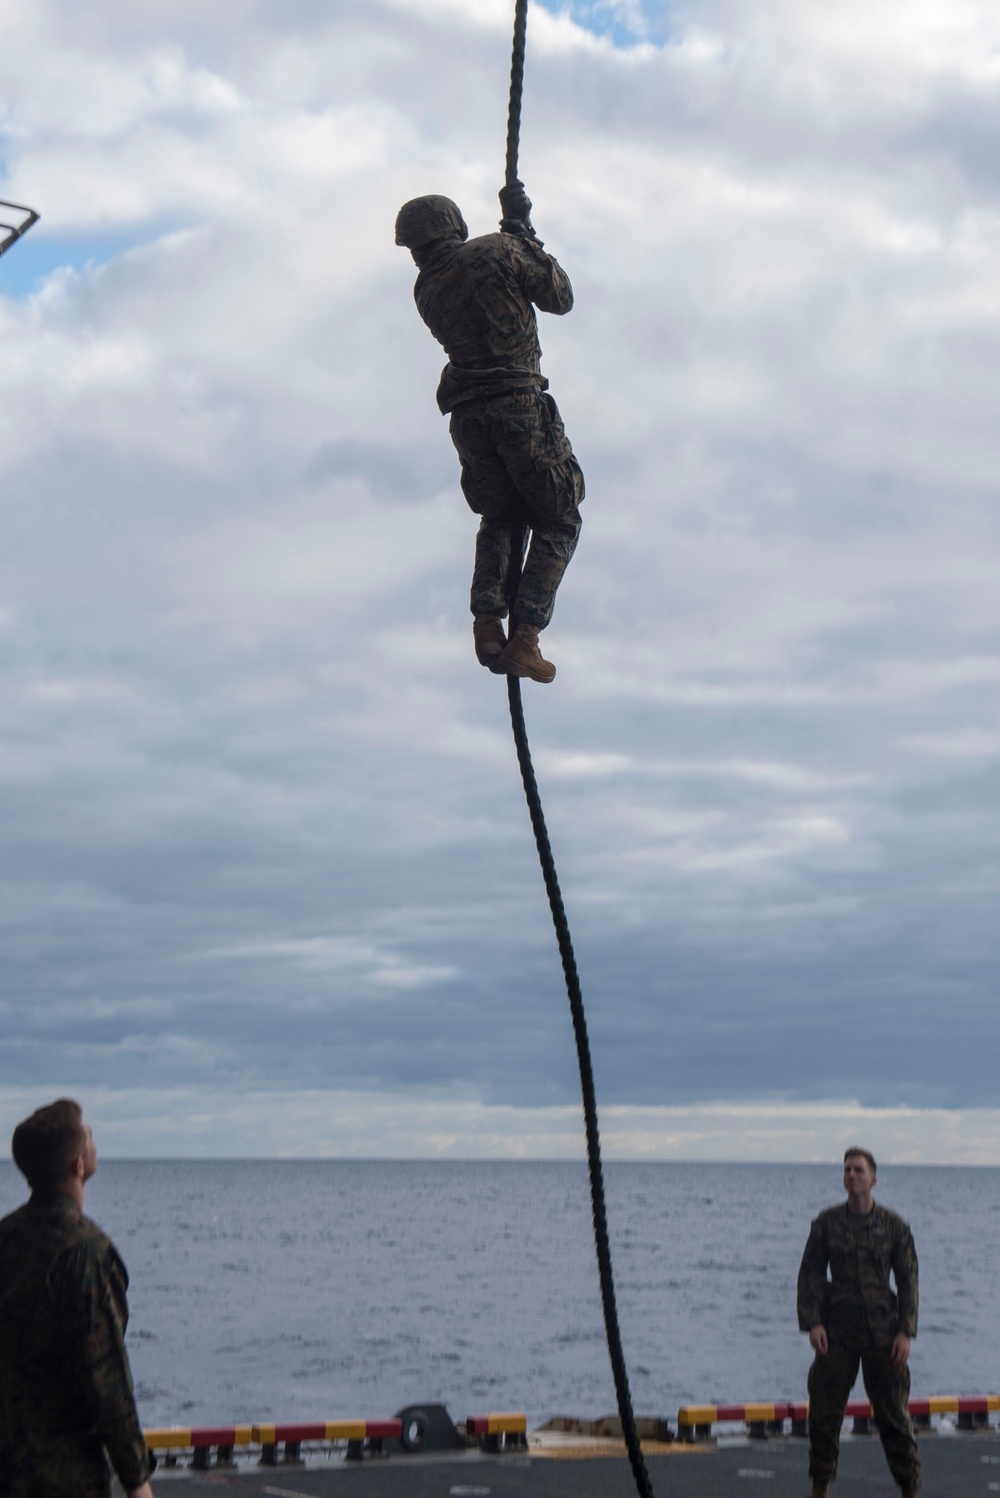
[0,198,39,259]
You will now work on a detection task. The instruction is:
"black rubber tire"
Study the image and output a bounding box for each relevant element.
[400,1409,429,1453]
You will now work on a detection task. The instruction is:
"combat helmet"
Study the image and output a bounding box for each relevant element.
[394,195,469,249]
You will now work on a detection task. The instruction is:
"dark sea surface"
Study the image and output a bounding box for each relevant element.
[1,1161,996,1429]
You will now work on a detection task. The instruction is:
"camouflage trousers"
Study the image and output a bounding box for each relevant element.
[807,1339,920,1490]
[449,389,584,631]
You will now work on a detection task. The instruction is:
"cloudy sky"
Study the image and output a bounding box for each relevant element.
[1,0,999,1160]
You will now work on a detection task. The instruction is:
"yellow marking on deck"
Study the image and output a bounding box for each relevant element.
[324,1420,367,1440]
[486,1412,527,1434]
[678,1406,717,1426]
[530,1437,697,1460]
[143,1428,191,1449]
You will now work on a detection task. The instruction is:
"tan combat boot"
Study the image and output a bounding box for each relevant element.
[498,624,556,684]
[473,616,507,670]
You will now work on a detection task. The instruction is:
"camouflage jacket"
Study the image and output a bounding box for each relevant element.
[412,231,574,413]
[797,1201,918,1347]
[0,1193,151,1498]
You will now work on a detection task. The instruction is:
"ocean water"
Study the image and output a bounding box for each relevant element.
[0,1160,996,1429]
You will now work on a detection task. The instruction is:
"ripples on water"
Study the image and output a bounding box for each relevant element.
[1,1161,996,1427]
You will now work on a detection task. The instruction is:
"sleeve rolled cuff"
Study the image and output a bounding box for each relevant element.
[105,1427,153,1490]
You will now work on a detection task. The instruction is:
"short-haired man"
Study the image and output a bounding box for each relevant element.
[0,1100,154,1498]
[797,1148,920,1498]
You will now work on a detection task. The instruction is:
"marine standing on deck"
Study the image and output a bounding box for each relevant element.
[396,188,584,684]
[0,1099,154,1498]
[797,1148,920,1498]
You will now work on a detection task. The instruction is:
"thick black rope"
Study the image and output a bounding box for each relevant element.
[503,606,655,1492]
[504,0,529,188]
[501,11,654,1492]
[506,677,656,1498]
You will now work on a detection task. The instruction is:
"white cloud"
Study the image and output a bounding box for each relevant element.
[1,0,999,1149]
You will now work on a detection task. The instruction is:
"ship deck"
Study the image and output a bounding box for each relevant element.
[150,1427,1000,1498]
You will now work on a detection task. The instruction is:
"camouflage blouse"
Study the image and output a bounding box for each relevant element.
[413,231,574,412]
[0,1194,151,1497]
[797,1200,919,1347]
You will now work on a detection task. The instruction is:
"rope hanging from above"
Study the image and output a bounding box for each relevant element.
[506,669,657,1498]
[505,0,529,189]
[499,18,656,1494]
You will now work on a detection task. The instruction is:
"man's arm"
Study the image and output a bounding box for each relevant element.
[891,1216,919,1339]
[508,236,575,317]
[75,1250,153,1494]
[797,1214,830,1344]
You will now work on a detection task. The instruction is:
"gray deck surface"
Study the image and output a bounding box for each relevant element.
[151,1430,1000,1498]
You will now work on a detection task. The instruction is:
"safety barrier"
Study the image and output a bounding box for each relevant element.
[678,1404,790,1442]
[952,1395,1000,1430]
[144,1426,253,1469]
[466,1411,528,1452]
[144,1418,402,1468]
[678,1395,1000,1443]
[253,1419,402,1464]
[147,1395,1000,1463]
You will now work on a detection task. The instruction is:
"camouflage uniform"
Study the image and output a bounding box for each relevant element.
[797,1202,920,1491]
[412,231,584,630]
[0,1193,152,1498]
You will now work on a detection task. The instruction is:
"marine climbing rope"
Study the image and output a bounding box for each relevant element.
[501,8,656,1497]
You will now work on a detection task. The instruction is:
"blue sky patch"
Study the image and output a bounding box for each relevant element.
[0,222,174,301]
[534,0,673,48]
